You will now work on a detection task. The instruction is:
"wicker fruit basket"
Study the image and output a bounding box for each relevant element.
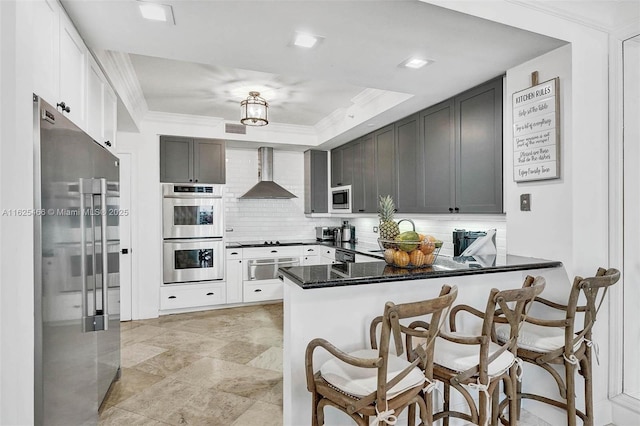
[377,219,442,268]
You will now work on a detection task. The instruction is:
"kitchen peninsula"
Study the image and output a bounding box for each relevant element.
[280,255,566,425]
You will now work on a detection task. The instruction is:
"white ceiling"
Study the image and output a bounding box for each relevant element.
[60,0,592,145]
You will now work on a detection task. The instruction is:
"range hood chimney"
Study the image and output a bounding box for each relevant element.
[239,147,297,199]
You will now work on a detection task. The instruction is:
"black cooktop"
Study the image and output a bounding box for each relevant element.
[234,240,303,247]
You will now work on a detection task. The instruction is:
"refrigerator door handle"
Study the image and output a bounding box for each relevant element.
[79,178,108,332]
[99,178,109,331]
[79,179,91,331]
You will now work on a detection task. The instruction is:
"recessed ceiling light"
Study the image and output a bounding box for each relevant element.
[400,58,433,69]
[138,1,174,23]
[293,32,322,48]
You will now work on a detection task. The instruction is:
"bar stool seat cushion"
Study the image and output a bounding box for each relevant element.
[495,323,583,353]
[319,349,425,398]
[434,334,515,377]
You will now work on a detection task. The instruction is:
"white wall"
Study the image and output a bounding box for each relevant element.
[0,1,36,424]
[505,45,573,269]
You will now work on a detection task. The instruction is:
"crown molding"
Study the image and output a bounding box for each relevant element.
[93,50,148,129]
[506,0,633,34]
[144,111,225,127]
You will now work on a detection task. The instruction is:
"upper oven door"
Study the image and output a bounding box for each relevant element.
[163,197,224,239]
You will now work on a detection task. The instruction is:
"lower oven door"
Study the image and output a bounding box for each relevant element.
[163,238,224,284]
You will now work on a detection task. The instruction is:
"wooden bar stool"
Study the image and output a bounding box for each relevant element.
[495,267,620,426]
[431,276,546,426]
[305,285,458,426]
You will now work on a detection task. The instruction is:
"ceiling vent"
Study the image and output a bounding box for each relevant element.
[225,123,246,135]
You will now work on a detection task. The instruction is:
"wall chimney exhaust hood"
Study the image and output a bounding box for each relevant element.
[239,147,297,199]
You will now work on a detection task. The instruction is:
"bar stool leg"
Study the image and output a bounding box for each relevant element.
[565,360,577,426]
[582,351,594,426]
[443,382,450,426]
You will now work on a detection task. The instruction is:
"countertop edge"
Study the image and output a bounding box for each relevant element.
[280,260,563,290]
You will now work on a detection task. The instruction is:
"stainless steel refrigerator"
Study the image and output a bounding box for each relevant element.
[33,96,120,425]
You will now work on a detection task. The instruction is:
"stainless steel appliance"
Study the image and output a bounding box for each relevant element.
[162,183,224,239]
[341,220,355,243]
[246,257,301,281]
[163,238,225,284]
[316,226,336,241]
[335,248,355,263]
[34,96,120,425]
[330,185,351,213]
[162,183,224,285]
[453,229,487,256]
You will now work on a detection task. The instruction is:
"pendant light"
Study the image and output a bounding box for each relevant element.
[240,91,269,126]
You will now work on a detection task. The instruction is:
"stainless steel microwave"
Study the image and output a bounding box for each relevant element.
[330,185,351,213]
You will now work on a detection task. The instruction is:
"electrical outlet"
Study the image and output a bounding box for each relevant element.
[373,226,378,233]
[520,193,531,211]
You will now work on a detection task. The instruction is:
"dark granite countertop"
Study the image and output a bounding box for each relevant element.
[279,255,563,289]
[226,240,384,259]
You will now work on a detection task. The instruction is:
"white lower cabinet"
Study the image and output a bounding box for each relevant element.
[243,280,283,303]
[320,246,338,264]
[226,248,243,304]
[160,282,226,311]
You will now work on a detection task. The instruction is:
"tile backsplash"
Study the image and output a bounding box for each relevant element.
[224,147,506,254]
[224,148,340,241]
[343,216,506,257]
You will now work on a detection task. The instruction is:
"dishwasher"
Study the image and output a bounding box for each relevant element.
[243,256,300,302]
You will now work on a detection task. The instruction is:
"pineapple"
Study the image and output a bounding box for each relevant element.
[378,195,400,242]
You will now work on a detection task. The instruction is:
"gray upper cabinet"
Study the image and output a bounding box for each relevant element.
[304,150,328,214]
[455,77,503,213]
[160,136,193,183]
[374,125,396,202]
[351,133,376,213]
[160,135,226,184]
[421,100,455,213]
[395,114,422,212]
[328,76,503,215]
[330,148,343,187]
[194,139,226,184]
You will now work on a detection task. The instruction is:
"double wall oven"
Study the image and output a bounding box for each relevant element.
[162,183,224,284]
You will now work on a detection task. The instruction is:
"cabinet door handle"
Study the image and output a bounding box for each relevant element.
[454,207,459,212]
[195,179,198,182]
[271,250,278,253]
[168,295,177,299]
[231,251,238,255]
[206,292,214,296]
[105,140,112,147]
[189,179,193,182]
[358,209,364,212]
[254,289,262,292]
[307,248,314,252]
[449,207,454,213]
[238,260,242,263]
[56,101,70,113]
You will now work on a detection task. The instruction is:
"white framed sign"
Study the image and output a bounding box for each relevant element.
[512,77,560,182]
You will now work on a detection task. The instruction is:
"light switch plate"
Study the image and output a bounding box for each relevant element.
[520,193,531,211]
[373,226,378,233]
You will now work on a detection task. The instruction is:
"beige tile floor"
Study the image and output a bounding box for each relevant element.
[99,302,550,426]
[99,303,284,426]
